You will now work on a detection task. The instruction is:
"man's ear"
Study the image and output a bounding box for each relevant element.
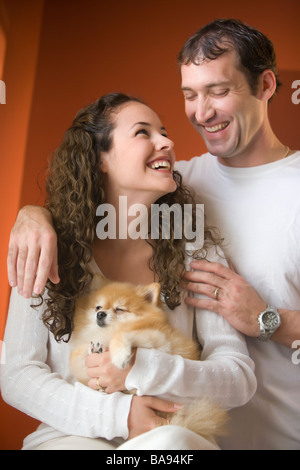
[256,69,277,102]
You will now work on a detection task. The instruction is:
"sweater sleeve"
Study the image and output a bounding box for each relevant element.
[0,288,132,441]
[125,316,256,409]
[125,248,257,409]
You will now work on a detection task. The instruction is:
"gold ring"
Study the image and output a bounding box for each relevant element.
[214,287,220,300]
[96,377,105,392]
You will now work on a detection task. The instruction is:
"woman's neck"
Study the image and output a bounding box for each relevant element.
[92,236,155,284]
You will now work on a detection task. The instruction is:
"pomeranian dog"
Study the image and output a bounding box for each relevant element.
[70,274,228,442]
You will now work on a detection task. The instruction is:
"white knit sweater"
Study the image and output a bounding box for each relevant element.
[0,247,256,449]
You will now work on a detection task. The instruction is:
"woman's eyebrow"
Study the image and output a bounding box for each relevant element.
[131,121,151,129]
[131,122,167,133]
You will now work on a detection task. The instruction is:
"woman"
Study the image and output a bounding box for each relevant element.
[1,93,256,450]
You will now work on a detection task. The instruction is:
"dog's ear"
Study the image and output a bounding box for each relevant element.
[138,282,161,305]
[90,273,108,291]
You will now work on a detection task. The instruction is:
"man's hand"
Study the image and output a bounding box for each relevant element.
[7,205,59,298]
[183,259,266,338]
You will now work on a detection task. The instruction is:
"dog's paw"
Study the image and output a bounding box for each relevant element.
[111,348,132,370]
[89,341,103,354]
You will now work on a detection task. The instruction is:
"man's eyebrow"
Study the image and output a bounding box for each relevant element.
[181,81,231,92]
[206,81,231,88]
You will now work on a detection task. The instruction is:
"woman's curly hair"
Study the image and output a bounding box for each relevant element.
[43,92,221,342]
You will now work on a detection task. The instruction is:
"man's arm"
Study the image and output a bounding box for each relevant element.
[183,259,300,349]
[7,205,59,298]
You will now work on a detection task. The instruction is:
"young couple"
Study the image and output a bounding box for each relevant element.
[2,19,300,450]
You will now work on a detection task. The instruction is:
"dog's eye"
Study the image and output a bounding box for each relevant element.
[95,306,102,311]
[115,307,126,313]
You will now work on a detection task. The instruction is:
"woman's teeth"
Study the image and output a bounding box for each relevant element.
[150,161,171,170]
[204,122,229,133]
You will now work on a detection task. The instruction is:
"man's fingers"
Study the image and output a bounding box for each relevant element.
[9,243,60,298]
[185,294,218,312]
[183,270,225,290]
[22,250,41,298]
[184,280,222,299]
[16,246,29,295]
[7,241,18,288]
[33,245,60,295]
[47,246,60,285]
[189,259,234,280]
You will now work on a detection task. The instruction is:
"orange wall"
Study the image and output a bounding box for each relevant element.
[0,0,45,450]
[0,27,5,80]
[1,0,299,450]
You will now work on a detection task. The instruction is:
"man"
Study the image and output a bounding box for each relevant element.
[7,19,300,449]
[175,19,300,450]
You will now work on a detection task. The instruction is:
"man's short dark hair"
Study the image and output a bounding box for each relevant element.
[178,18,281,97]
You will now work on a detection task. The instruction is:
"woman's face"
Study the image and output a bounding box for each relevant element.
[101,102,177,203]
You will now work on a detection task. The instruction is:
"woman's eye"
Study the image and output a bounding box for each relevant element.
[135,129,149,136]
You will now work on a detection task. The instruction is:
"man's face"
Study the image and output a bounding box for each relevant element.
[181,50,265,163]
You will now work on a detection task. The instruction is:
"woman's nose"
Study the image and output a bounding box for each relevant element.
[156,135,174,151]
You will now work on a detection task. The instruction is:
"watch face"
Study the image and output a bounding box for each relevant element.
[262,311,280,330]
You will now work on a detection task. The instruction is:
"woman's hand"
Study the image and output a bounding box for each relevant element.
[86,350,136,394]
[127,396,182,439]
[183,259,266,338]
[86,351,183,439]
[7,205,59,298]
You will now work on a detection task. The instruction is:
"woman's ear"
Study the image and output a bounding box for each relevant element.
[100,151,110,173]
[256,69,277,102]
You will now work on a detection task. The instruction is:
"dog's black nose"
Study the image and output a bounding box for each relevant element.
[96,311,107,327]
[97,311,107,320]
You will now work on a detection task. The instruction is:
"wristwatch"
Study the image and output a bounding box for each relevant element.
[257,305,281,341]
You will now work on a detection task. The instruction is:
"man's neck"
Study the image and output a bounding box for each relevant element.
[216,127,290,168]
[217,145,291,168]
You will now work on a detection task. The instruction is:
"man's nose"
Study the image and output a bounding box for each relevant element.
[194,96,215,124]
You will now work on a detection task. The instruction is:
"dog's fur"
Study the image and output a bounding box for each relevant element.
[70,274,228,442]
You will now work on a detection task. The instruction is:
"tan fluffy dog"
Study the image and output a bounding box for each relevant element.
[70,274,227,443]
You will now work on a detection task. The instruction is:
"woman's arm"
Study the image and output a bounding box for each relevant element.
[0,288,132,441]
[125,309,256,409]
[1,288,178,440]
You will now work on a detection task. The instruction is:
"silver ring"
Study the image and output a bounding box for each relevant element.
[214,287,220,300]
